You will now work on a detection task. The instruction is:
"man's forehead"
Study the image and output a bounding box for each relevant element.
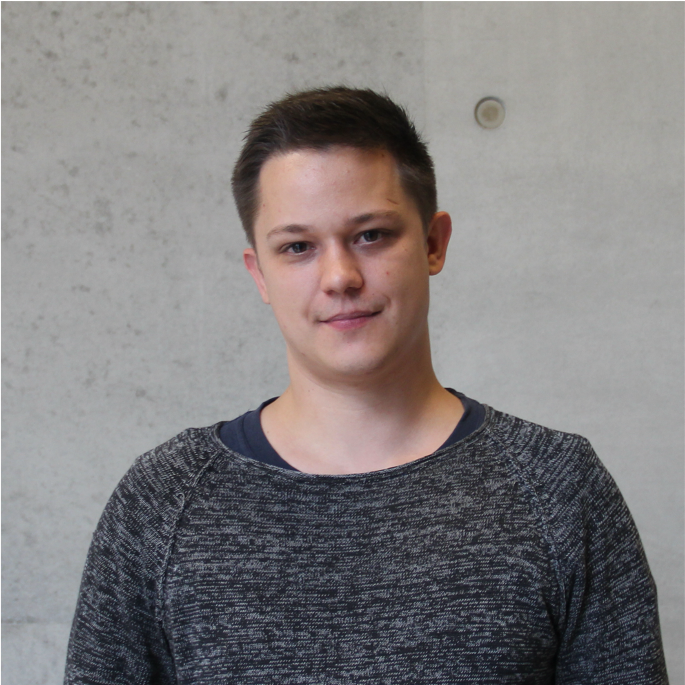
[259,146,398,182]
[257,146,400,199]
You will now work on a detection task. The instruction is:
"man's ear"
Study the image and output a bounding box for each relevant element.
[243,248,270,304]
[426,211,452,276]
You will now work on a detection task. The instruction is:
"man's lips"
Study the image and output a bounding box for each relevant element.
[320,310,381,330]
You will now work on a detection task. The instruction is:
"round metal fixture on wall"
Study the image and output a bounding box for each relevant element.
[474,97,505,129]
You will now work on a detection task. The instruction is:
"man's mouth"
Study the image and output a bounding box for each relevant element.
[321,310,381,330]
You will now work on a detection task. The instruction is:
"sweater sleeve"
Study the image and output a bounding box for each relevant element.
[64,430,211,685]
[490,414,668,684]
[551,438,668,684]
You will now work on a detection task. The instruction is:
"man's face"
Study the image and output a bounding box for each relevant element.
[244,146,451,384]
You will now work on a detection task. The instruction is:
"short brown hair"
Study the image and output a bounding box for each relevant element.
[231,86,437,246]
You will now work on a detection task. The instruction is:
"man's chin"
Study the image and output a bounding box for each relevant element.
[310,351,399,385]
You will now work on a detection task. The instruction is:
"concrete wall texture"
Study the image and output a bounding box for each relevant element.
[3,2,683,683]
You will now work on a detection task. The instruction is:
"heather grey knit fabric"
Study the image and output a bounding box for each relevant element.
[65,406,667,684]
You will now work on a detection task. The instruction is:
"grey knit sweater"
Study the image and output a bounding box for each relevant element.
[65,406,667,684]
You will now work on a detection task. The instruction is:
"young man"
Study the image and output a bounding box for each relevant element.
[65,87,667,684]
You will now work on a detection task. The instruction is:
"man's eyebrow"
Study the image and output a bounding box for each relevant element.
[265,224,311,240]
[265,211,403,240]
[348,210,402,226]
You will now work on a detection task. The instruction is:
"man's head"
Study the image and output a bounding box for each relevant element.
[232,86,437,247]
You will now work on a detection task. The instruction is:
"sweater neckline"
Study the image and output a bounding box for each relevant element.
[206,404,496,485]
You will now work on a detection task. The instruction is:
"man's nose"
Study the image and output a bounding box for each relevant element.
[320,245,363,294]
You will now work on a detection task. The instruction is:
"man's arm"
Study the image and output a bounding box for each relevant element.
[492,415,668,683]
[63,432,202,685]
[554,439,667,683]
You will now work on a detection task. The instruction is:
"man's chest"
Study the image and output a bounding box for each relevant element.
[162,462,560,684]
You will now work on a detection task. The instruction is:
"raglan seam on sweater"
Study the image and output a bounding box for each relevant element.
[154,429,226,683]
[485,423,567,626]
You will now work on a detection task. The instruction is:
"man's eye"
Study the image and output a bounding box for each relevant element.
[360,230,383,243]
[286,242,309,254]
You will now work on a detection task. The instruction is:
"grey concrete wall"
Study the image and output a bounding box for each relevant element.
[3,2,682,682]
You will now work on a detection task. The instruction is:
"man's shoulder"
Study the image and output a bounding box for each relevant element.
[102,424,224,528]
[482,405,628,550]
[484,405,592,457]
[122,424,223,494]
[482,405,598,477]
[481,406,621,522]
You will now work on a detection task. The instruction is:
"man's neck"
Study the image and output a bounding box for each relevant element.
[259,347,463,475]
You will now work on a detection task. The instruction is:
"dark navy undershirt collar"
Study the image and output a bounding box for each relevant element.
[219,389,485,472]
